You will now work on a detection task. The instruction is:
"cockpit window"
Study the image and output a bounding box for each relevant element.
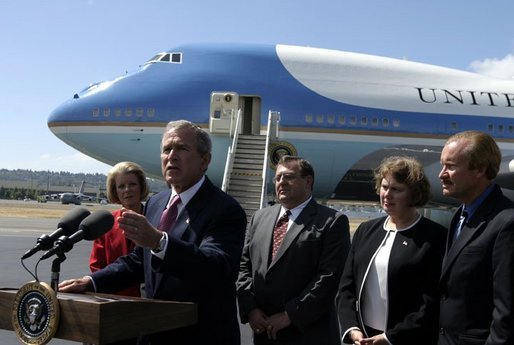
[145,52,182,64]
[148,53,165,62]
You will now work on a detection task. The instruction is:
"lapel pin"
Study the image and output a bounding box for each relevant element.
[402,241,408,246]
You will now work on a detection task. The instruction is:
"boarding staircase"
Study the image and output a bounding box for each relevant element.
[221,111,279,221]
[226,135,266,219]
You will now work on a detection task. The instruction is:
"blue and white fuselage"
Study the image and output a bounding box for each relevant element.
[48,43,514,203]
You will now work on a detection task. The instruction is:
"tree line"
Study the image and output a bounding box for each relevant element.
[0,169,167,200]
[0,186,41,200]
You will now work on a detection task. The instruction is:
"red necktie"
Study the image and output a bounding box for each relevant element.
[159,194,180,233]
[271,211,290,260]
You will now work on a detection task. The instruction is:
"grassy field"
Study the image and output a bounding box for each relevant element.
[0,199,366,231]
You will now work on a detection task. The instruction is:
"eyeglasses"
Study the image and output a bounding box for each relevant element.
[274,174,299,183]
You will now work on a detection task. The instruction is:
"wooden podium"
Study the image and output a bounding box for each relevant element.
[0,288,197,344]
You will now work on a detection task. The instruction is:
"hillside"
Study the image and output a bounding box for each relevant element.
[0,169,168,199]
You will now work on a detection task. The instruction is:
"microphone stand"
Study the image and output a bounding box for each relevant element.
[51,253,66,292]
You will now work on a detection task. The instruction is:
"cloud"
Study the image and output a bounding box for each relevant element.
[469,54,514,80]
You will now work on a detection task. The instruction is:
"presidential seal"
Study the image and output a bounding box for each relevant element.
[269,141,298,169]
[12,281,59,345]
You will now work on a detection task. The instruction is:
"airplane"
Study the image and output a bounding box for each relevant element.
[39,181,95,204]
[47,43,514,212]
[59,181,96,204]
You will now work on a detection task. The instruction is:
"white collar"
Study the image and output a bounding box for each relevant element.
[168,175,205,208]
[278,196,312,222]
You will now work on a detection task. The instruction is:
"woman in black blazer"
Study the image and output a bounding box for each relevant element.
[337,156,447,345]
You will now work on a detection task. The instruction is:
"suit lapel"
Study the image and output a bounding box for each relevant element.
[150,191,170,228]
[260,205,281,269]
[169,177,212,241]
[183,177,211,222]
[153,178,211,292]
[441,220,486,277]
[147,191,170,296]
[268,199,317,269]
[170,209,190,240]
[151,190,191,240]
[441,186,500,279]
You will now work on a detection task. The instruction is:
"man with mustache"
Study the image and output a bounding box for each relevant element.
[438,130,514,345]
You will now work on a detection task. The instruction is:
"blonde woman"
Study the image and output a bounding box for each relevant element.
[89,161,149,297]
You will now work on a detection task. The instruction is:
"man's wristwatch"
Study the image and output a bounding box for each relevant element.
[153,232,167,253]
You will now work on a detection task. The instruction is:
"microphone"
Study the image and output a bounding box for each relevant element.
[22,207,91,260]
[40,210,114,260]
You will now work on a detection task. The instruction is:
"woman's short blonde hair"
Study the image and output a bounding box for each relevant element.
[106,161,149,204]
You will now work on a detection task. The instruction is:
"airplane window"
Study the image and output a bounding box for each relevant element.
[146,53,165,63]
[92,108,99,117]
[393,119,400,127]
[498,125,504,133]
[361,117,368,125]
[509,125,514,133]
[147,108,155,117]
[136,108,144,117]
[451,122,457,130]
[114,108,122,117]
[305,114,313,124]
[171,53,182,63]
[328,115,335,125]
[125,108,132,117]
[103,108,110,117]
[350,116,357,125]
[145,52,182,64]
[316,115,324,124]
[339,116,345,125]
[81,82,101,94]
[372,117,378,126]
[382,118,389,127]
[488,124,493,132]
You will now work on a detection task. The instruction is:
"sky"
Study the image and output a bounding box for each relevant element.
[1,0,513,175]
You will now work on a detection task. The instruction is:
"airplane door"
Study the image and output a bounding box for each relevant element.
[209,92,239,134]
[209,92,261,135]
[240,96,261,135]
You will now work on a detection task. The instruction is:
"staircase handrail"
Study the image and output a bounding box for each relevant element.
[260,111,280,208]
[221,109,242,192]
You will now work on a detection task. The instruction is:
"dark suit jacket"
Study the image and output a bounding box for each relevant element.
[92,177,247,345]
[439,185,514,345]
[337,216,447,345]
[237,199,351,345]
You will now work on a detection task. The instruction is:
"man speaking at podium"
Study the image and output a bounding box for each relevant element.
[60,120,247,345]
